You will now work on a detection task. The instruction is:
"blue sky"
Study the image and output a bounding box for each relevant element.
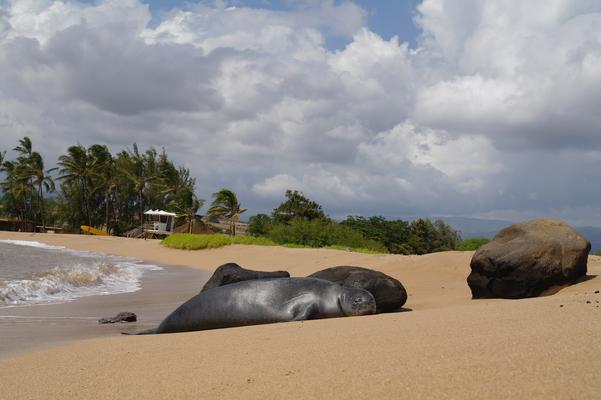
[137,0,422,48]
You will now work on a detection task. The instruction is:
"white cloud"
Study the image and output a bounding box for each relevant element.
[414,0,601,150]
[253,168,368,204]
[1,0,601,224]
[252,174,302,197]
[358,121,503,184]
[4,0,150,45]
[141,1,365,57]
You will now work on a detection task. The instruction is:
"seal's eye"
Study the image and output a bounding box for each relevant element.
[353,297,362,303]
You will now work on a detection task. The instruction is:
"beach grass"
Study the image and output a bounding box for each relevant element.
[280,241,388,253]
[323,245,388,254]
[457,237,490,251]
[162,233,388,253]
[162,233,277,250]
[282,243,309,248]
[231,235,277,246]
[162,233,233,250]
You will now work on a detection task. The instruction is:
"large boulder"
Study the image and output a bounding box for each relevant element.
[467,219,590,299]
[309,266,408,312]
[200,263,290,292]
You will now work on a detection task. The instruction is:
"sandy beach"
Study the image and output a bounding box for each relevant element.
[1,231,600,399]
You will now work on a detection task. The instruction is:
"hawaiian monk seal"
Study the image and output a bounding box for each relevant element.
[200,262,290,292]
[125,278,376,335]
[309,266,407,312]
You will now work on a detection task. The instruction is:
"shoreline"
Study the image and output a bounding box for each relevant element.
[0,241,212,357]
[1,231,600,399]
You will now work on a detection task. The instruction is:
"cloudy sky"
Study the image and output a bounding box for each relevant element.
[1,0,601,225]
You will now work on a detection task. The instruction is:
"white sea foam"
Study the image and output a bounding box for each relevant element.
[0,240,66,251]
[0,261,159,306]
[0,239,153,260]
[0,240,162,307]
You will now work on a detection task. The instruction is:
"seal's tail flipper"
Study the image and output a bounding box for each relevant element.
[291,303,319,321]
[121,328,158,335]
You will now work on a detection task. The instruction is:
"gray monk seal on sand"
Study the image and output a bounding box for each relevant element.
[125,278,376,335]
[200,262,290,292]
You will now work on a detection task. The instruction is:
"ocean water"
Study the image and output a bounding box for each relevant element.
[0,240,161,307]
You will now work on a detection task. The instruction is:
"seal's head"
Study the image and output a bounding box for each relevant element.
[339,288,376,316]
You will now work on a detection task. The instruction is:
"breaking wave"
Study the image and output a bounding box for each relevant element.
[0,240,161,307]
[0,261,160,306]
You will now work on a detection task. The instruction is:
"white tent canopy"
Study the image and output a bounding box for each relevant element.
[144,209,177,217]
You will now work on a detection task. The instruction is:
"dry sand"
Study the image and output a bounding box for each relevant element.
[0,232,600,399]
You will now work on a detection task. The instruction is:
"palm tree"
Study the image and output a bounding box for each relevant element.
[12,137,35,224]
[168,187,204,233]
[88,144,115,232]
[157,150,180,199]
[13,137,32,160]
[207,189,247,236]
[120,145,158,224]
[57,145,95,227]
[1,159,31,229]
[21,152,56,231]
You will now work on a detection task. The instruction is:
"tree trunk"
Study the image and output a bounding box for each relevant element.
[105,188,110,234]
[138,190,144,225]
[39,182,45,232]
[22,195,28,231]
[82,179,91,227]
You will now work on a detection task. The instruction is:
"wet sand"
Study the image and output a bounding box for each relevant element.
[0,264,210,357]
[0,232,600,399]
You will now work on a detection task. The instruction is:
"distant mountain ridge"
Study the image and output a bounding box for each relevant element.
[438,217,601,253]
[438,217,512,239]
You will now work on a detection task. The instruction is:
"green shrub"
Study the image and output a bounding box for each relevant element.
[248,213,273,236]
[457,237,490,251]
[162,233,232,250]
[323,245,387,254]
[267,218,387,252]
[162,233,279,250]
[340,215,460,254]
[161,228,387,253]
[231,235,277,246]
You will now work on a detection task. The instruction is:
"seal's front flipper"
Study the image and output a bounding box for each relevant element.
[292,303,319,321]
[121,328,158,335]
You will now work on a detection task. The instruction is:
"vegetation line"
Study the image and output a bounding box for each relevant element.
[2,137,488,254]
[161,233,387,254]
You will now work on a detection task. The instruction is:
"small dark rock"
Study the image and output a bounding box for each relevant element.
[586,301,591,304]
[595,290,600,294]
[559,304,564,308]
[98,311,137,324]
